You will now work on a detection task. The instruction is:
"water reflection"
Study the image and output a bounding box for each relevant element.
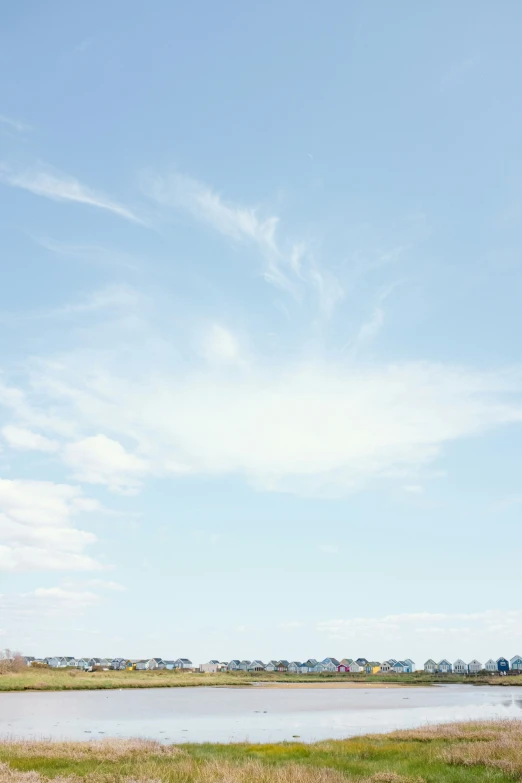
[1,685,522,744]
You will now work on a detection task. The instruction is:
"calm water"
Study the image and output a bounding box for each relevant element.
[0,685,521,744]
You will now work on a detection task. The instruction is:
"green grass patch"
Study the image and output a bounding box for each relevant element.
[1,721,521,783]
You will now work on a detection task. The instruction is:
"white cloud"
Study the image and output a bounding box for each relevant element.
[0,114,31,133]
[0,546,101,572]
[54,285,140,316]
[2,425,59,453]
[6,357,522,498]
[0,587,101,630]
[33,586,100,606]
[0,478,101,572]
[60,578,126,592]
[317,610,522,656]
[63,434,148,493]
[201,323,244,365]
[144,172,343,314]
[37,238,140,271]
[354,307,385,347]
[0,165,143,223]
[0,381,77,439]
[146,171,279,246]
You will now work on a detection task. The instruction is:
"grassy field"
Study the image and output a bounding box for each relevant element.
[1,720,522,782]
[1,667,519,692]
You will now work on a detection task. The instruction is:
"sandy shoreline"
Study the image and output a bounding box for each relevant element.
[254,681,406,689]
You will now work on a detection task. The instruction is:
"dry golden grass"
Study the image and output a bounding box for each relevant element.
[0,759,426,783]
[0,763,80,783]
[3,721,522,782]
[387,720,504,742]
[0,741,183,761]
[435,719,522,777]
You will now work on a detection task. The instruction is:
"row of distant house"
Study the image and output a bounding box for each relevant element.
[23,655,522,674]
[204,656,522,674]
[23,657,193,670]
[216,658,396,673]
[423,657,522,674]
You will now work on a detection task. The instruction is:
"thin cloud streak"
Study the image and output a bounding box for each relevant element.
[143,171,344,315]
[0,114,31,133]
[0,165,144,224]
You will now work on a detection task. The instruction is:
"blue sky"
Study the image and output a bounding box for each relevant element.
[1,0,522,665]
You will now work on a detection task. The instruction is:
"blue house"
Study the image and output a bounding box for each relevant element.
[438,659,452,673]
[510,655,522,671]
[497,657,510,673]
[392,660,414,674]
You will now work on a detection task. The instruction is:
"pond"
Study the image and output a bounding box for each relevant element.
[1,684,521,744]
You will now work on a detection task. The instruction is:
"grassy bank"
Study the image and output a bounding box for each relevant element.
[1,720,522,782]
[1,667,519,692]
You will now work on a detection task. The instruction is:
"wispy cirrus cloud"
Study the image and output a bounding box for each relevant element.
[0,165,144,224]
[143,171,344,315]
[0,114,31,134]
[37,238,141,271]
[317,610,522,660]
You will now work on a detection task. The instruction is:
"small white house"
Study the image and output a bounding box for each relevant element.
[453,659,468,674]
[468,659,482,673]
[200,660,220,673]
[380,661,393,673]
[237,660,251,671]
[485,659,497,672]
[348,661,364,673]
[287,662,301,673]
[424,659,437,673]
[135,659,156,670]
[264,660,278,672]
[247,660,265,671]
[312,662,326,673]
[227,660,241,671]
[438,659,452,673]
